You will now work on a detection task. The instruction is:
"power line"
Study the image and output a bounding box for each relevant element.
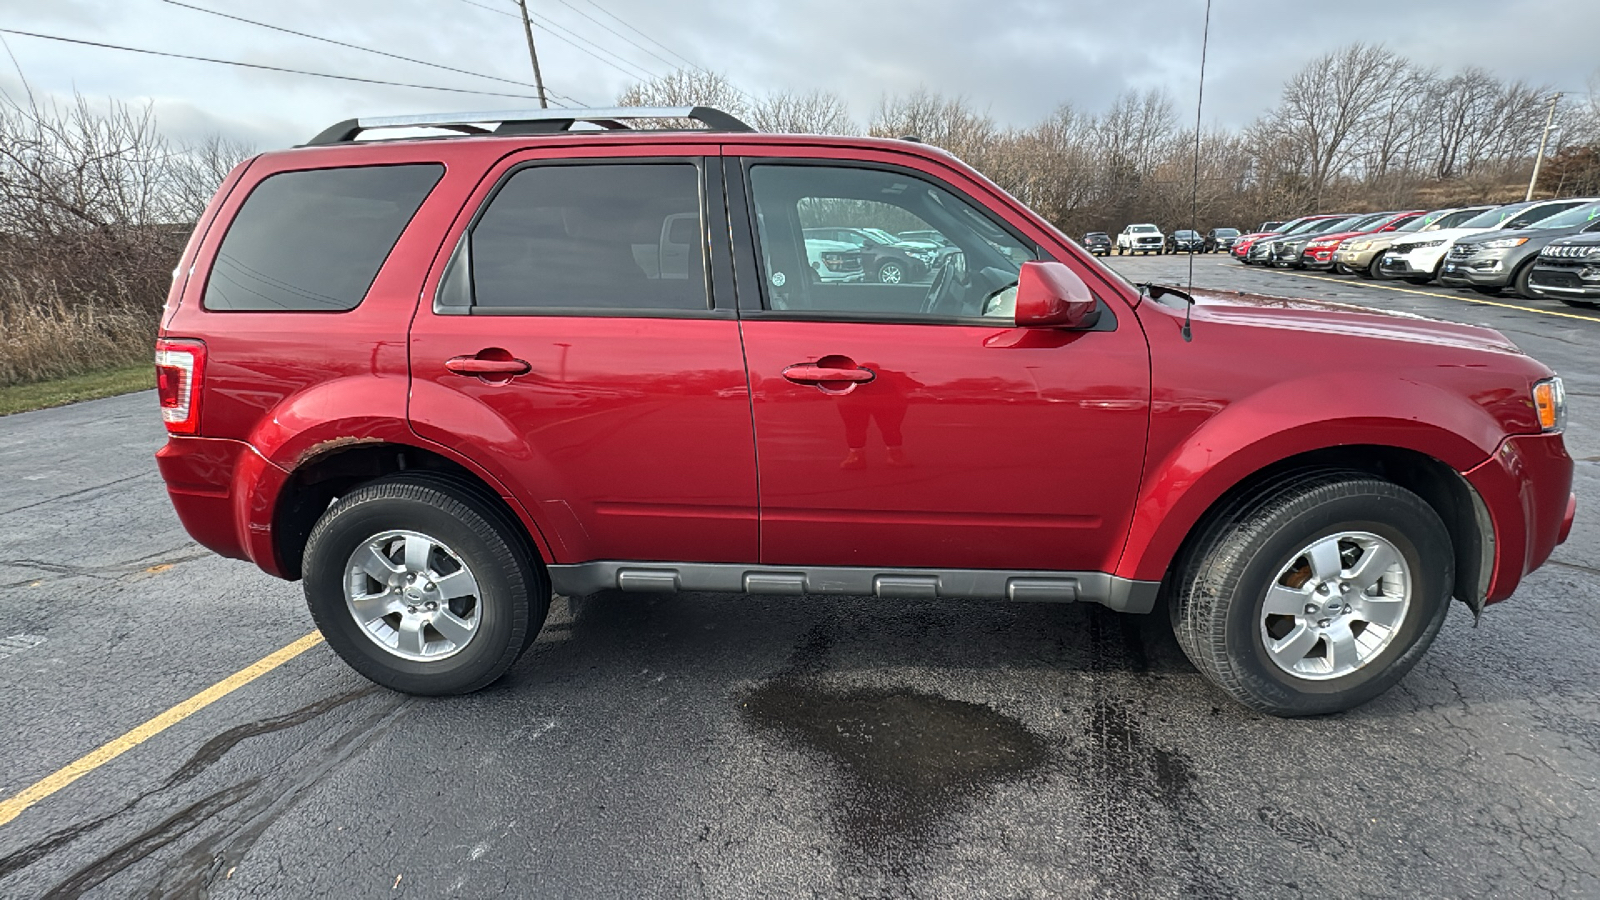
[158,0,584,103]
[0,27,550,100]
[449,0,659,83]
[550,0,680,74]
[582,0,704,75]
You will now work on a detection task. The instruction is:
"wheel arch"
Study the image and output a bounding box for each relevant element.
[1137,444,1494,615]
[270,441,554,582]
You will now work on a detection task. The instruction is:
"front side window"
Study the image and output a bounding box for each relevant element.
[748,164,1037,320]
[464,163,707,312]
[204,164,443,312]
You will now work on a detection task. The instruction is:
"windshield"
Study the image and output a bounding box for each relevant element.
[1301,216,1360,234]
[1176,230,1199,238]
[1426,208,1490,230]
[1509,201,1594,230]
[1458,205,1527,229]
[1531,202,1600,230]
[860,227,903,244]
[1215,228,1239,236]
[1130,225,1159,233]
[1396,210,1450,232]
[1339,213,1389,232]
[1280,217,1335,235]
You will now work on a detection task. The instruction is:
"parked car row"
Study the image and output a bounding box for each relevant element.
[1088,225,1242,255]
[800,227,954,284]
[1231,198,1600,308]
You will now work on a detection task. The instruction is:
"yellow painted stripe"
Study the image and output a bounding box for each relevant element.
[0,631,324,828]
[1271,268,1600,323]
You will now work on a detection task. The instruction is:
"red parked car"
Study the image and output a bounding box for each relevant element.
[155,107,1575,716]
[1299,210,1426,272]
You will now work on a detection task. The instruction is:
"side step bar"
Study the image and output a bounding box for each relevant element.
[547,562,1160,614]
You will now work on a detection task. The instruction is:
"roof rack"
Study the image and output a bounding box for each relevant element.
[305,106,755,146]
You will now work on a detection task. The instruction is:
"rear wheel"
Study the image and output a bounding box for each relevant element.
[303,474,549,695]
[1171,473,1452,717]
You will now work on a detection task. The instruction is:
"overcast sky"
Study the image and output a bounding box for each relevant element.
[1,0,1596,150]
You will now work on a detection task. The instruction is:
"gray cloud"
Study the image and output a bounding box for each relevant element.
[0,0,1594,152]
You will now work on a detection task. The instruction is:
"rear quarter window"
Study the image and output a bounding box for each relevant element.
[203,164,444,312]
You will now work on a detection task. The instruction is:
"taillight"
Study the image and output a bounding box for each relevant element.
[155,338,206,435]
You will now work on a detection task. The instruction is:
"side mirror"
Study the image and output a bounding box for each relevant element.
[1014,260,1100,329]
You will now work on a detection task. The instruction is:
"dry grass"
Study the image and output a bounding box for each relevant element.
[0,293,155,387]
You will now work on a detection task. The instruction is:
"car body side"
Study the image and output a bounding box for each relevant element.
[156,132,1572,616]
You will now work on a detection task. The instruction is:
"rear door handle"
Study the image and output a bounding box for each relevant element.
[445,352,531,378]
[782,363,875,385]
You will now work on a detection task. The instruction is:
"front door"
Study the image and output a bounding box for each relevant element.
[734,157,1150,573]
[409,151,758,564]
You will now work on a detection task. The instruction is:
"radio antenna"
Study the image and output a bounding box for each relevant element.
[1188,0,1213,290]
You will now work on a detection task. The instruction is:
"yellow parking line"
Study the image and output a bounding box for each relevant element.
[0,631,324,828]
[1270,269,1600,323]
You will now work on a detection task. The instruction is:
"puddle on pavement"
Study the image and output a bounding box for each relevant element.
[741,677,1049,865]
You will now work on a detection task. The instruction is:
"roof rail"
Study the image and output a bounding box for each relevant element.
[304,106,755,146]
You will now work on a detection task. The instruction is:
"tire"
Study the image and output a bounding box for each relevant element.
[303,473,550,695]
[1510,262,1534,299]
[875,261,905,284]
[1170,472,1453,717]
[1363,255,1383,279]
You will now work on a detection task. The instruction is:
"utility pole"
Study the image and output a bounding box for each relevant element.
[513,0,549,109]
[1525,91,1562,201]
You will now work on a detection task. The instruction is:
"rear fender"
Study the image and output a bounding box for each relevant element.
[239,380,557,575]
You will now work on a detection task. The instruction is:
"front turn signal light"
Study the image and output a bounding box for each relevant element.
[1533,377,1566,432]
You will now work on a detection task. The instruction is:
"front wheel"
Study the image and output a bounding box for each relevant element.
[1171,473,1453,717]
[303,474,549,695]
[875,261,906,284]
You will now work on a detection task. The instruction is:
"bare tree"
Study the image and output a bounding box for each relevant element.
[616,69,749,125]
[748,89,855,134]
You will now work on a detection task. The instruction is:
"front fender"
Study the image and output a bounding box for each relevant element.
[1114,373,1511,583]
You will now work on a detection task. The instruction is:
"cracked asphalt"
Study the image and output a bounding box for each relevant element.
[0,256,1596,898]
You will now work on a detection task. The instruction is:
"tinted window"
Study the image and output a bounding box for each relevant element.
[1504,202,1584,230]
[749,164,1036,319]
[204,165,442,312]
[1528,201,1600,229]
[468,163,706,312]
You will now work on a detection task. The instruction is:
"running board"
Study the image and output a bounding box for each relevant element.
[547,562,1160,614]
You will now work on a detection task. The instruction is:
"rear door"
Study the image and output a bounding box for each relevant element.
[408,146,758,564]
[727,151,1151,575]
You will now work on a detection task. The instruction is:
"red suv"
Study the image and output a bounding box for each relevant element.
[155,107,1576,716]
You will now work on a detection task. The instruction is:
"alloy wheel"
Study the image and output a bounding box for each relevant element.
[1259,531,1411,681]
[344,529,482,661]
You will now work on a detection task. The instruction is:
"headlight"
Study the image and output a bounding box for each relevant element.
[1347,240,1372,251]
[1478,237,1529,250]
[1533,377,1566,432]
[1408,240,1444,250]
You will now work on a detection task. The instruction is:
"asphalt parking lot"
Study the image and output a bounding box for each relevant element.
[1,257,1596,899]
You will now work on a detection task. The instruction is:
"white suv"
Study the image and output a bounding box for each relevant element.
[1117,224,1165,255]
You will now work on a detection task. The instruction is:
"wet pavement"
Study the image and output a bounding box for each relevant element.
[0,255,1596,898]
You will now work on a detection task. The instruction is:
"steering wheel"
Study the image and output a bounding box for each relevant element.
[919,255,963,315]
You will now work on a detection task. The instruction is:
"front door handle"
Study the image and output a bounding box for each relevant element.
[445,351,531,378]
[782,362,875,385]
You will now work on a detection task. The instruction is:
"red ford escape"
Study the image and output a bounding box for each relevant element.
[154,107,1575,716]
